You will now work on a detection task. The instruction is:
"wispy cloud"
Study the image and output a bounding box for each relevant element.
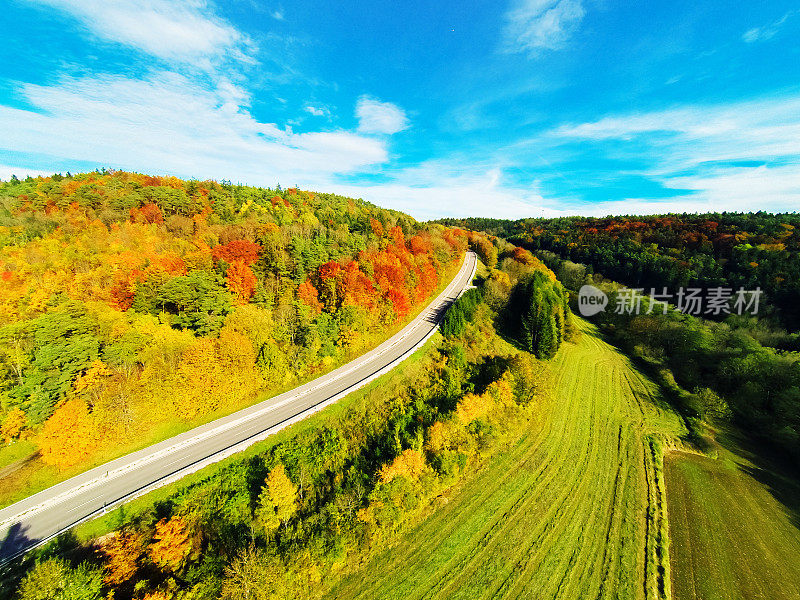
[0,72,388,185]
[304,105,328,117]
[742,10,797,43]
[0,165,53,181]
[330,162,548,220]
[548,95,800,212]
[667,164,800,209]
[272,10,285,21]
[28,0,253,67]
[502,0,586,56]
[356,96,409,135]
[553,96,800,168]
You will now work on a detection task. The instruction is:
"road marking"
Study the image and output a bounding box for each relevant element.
[0,253,476,561]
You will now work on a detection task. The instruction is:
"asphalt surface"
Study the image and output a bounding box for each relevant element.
[0,251,477,564]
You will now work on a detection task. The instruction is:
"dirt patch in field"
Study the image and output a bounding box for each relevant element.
[0,451,40,481]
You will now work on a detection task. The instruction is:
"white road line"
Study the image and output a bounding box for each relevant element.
[0,253,476,539]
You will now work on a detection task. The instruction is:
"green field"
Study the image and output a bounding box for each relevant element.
[666,449,800,600]
[327,320,685,600]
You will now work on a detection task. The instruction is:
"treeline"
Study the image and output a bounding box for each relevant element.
[1,252,553,600]
[595,287,800,459]
[443,237,573,359]
[0,171,466,486]
[437,213,800,329]
[527,247,800,461]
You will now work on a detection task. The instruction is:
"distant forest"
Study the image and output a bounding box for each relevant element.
[439,213,800,463]
[436,213,800,329]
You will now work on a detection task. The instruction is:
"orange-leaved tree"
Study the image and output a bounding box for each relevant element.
[225,261,258,305]
[297,279,323,313]
[100,529,146,585]
[129,203,164,225]
[212,239,261,266]
[149,516,196,572]
[38,398,100,470]
[341,261,374,309]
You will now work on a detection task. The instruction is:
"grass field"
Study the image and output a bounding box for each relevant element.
[666,448,800,600]
[326,319,685,600]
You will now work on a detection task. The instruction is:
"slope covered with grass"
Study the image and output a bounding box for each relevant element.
[666,448,800,600]
[327,319,685,600]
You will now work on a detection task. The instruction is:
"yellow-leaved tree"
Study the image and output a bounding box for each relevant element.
[1,407,26,442]
[379,448,427,484]
[256,464,298,534]
[148,516,197,573]
[455,392,492,425]
[73,359,110,410]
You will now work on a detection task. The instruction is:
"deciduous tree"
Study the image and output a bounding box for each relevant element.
[1,407,26,442]
[379,448,427,483]
[100,529,146,585]
[149,516,196,572]
[38,398,99,469]
[256,464,298,533]
[17,558,103,600]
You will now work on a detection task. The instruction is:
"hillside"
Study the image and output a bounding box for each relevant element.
[0,233,572,599]
[0,171,466,505]
[329,319,685,600]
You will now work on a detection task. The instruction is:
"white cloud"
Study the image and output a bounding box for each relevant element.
[327,161,551,221]
[547,95,800,214]
[342,160,800,221]
[552,95,800,171]
[272,10,285,21]
[742,10,796,43]
[0,165,53,181]
[28,0,251,66]
[304,105,327,117]
[503,0,585,56]
[355,96,409,135]
[665,164,800,211]
[0,72,388,186]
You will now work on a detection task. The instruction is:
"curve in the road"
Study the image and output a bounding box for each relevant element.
[0,252,477,564]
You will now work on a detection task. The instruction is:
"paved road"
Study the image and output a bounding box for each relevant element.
[0,252,476,564]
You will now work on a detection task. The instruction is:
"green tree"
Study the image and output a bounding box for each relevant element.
[149,271,233,336]
[16,558,103,600]
[509,272,568,359]
[13,304,100,424]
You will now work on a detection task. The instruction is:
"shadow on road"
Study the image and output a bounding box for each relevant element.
[0,522,36,565]
[423,297,457,325]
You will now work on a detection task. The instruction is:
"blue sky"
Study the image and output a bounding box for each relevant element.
[1,0,799,219]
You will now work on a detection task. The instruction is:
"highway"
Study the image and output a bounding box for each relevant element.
[0,251,477,564]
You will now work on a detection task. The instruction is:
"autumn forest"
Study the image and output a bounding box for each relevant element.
[0,171,471,492]
[1,171,799,600]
